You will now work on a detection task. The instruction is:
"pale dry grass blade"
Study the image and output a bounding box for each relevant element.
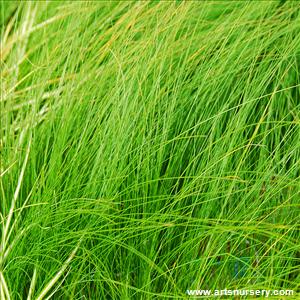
[1,136,31,255]
[34,241,81,300]
[27,267,37,300]
[0,271,11,300]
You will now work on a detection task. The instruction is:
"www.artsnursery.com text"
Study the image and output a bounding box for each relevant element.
[186,288,294,297]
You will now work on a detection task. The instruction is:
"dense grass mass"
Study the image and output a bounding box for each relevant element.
[1,1,300,299]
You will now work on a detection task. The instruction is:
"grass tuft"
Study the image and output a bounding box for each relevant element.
[1,1,299,299]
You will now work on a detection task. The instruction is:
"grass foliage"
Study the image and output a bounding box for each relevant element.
[1,1,300,299]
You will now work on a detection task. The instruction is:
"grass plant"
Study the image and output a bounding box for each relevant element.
[1,1,299,299]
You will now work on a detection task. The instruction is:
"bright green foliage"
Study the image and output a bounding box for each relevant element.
[0,1,299,299]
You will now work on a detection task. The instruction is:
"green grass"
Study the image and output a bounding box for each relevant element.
[1,1,299,299]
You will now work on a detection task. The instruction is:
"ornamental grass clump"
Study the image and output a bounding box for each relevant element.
[0,1,299,299]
